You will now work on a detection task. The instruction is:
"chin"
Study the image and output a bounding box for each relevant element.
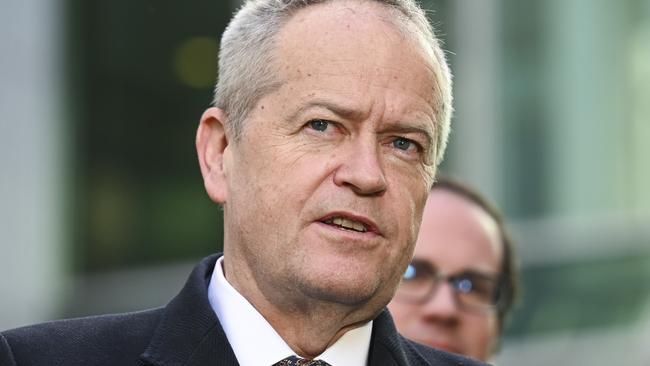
[298,273,385,306]
[422,341,463,356]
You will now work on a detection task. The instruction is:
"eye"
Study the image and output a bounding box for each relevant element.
[453,272,497,298]
[393,138,412,150]
[392,137,422,154]
[403,264,417,280]
[456,278,474,294]
[403,261,434,282]
[308,119,330,132]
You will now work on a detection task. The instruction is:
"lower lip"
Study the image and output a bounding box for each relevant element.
[314,221,380,241]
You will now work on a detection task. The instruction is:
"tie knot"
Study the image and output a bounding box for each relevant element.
[273,355,332,366]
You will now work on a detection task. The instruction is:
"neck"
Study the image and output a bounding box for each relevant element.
[262,305,371,358]
[222,252,380,358]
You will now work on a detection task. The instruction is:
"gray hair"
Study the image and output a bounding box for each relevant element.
[213,0,453,166]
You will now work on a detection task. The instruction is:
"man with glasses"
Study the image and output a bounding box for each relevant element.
[388,177,518,362]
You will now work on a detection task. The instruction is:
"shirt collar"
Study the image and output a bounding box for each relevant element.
[208,256,372,366]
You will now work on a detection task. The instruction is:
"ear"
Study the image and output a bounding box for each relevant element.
[196,107,230,204]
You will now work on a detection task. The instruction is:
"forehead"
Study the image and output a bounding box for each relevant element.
[273,1,438,105]
[414,189,503,275]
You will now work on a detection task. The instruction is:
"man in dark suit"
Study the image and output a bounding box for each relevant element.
[1,0,487,365]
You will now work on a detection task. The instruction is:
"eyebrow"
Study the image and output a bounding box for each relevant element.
[289,99,435,145]
[287,99,366,122]
[411,258,499,279]
[380,124,434,149]
[455,269,500,282]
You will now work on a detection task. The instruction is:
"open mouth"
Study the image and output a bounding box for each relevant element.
[322,216,369,233]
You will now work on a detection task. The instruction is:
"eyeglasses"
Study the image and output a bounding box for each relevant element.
[394,259,505,314]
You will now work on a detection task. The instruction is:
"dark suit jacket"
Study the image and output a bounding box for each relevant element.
[0,254,486,366]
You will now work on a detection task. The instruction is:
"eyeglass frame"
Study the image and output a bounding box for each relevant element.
[394,259,510,314]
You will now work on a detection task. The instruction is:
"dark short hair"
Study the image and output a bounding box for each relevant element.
[431,175,519,332]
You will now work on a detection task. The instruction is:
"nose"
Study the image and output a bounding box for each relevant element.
[333,138,387,196]
[421,282,461,324]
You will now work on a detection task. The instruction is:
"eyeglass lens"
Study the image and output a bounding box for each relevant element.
[398,259,501,313]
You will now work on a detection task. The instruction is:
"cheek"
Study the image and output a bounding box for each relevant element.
[391,166,430,204]
[471,314,497,337]
[463,314,499,357]
[391,185,426,244]
[485,315,499,344]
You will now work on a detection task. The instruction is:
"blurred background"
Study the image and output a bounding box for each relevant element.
[1,0,649,364]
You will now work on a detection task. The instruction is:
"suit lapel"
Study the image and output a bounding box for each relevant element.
[138,255,467,366]
[140,254,239,366]
[368,309,410,366]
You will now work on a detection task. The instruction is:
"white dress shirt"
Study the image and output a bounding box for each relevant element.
[208,256,372,366]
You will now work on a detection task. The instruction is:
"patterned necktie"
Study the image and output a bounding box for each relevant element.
[273,355,332,366]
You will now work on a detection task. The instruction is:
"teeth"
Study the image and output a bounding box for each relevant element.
[329,217,368,232]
